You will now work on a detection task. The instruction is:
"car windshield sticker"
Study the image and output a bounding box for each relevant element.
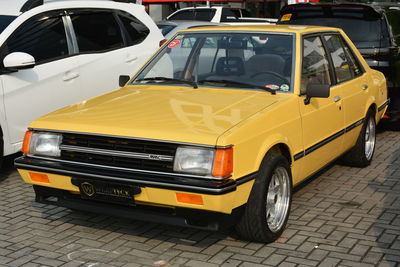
[266,84,280,90]
[281,14,292,21]
[280,84,290,91]
[168,40,181,48]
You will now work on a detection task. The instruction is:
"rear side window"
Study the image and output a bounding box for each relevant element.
[4,14,68,64]
[169,9,216,21]
[71,12,124,52]
[118,12,150,46]
[301,36,331,94]
[221,9,239,22]
[323,35,353,83]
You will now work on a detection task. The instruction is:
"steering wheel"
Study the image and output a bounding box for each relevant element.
[251,71,289,84]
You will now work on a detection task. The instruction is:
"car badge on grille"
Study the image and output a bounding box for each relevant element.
[149,154,163,160]
[81,182,95,197]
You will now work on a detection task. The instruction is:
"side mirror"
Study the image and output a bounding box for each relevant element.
[3,52,35,71]
[119,75,130,87]
[304,83,330,105]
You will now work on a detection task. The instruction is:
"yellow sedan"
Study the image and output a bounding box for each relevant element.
[15,25,388,243]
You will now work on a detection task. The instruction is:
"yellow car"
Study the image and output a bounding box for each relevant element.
[15,25,388,243]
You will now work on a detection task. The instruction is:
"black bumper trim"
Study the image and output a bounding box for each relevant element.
[15,156,257,195]
[33,185,246,231]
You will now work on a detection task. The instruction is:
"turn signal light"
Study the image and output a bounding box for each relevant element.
[212,147,233,177]
[29,172,50,183]
[159,39,167,47]
[176,192,203,205]
[22,130,32,154]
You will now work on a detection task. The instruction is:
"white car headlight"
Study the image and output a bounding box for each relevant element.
[173,146,215,176]
[29,132,62,157]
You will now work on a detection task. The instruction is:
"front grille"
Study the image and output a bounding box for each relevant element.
[60,133,179,172]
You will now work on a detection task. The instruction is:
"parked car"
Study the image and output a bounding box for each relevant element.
[167,6,276,24]
[277,3,400,125]
[157,20,220,39]
[15,25,388,243]
[0,0,163,167]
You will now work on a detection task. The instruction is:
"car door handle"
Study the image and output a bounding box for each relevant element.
[126,55,138,63]
[334,96,342,102]
[63,72,79,81]
[362,85,369,90]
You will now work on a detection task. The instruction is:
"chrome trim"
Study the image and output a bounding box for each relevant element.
[28,128,234,149]
[16,162,235,194]
[27,155,231,180]
[60,145,174,162]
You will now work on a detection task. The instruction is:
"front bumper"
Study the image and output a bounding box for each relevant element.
[15,156,256,215]
[32,185,246,231]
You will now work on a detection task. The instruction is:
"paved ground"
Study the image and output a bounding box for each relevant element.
[0,130,399,267]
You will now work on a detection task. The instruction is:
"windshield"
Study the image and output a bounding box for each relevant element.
[132,32,294,93]
[0,15,16,34]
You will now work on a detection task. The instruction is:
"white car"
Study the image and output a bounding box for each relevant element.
[0,0,163,166]
[167,6,277,24]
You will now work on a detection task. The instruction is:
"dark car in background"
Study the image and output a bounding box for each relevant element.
[278,3,400,126]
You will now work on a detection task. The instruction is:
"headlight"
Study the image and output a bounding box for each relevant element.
[173,146,233,177]
[24,131,62,157]
[173,146,215,176]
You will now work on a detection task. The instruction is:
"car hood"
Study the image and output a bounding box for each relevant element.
[31,85,281,145]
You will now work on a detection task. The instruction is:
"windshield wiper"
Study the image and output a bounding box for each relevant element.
[136,77,198,89]
[198,79,276,95]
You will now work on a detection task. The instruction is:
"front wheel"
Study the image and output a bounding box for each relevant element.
[235,153,292,243]
[342,110,376,167]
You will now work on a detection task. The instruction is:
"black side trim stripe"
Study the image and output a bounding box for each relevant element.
[378,99,390,112]
[294,118,365,161]
[304,129,345,156]
[236,172,258,186]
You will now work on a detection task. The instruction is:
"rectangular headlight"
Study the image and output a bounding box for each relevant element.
[29,132,62,157]
[173,146,215,176]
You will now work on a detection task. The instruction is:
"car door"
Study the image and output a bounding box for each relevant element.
[298,34,345,179]
[68,9,156,99]
[322,33,369,150]
[0,11,81,145]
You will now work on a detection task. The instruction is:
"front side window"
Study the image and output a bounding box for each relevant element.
[133,32,294,93]
[3,14,68,64]
[324,34,352,83]
[301,36,331,94]
[70,12,124,52]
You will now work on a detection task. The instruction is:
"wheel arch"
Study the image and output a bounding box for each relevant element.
[255,135,294,171]
[365,97,377,119]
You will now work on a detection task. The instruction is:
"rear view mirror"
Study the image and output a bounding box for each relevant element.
[119,75,130,87]
[304,83,330,105]
[3,52,35,71]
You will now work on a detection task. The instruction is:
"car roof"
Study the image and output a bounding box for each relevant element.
[157,20,220,27]
[0,0,133,16]
[178,24,342,34]
[0,0,31,16]
[280,3,383,18]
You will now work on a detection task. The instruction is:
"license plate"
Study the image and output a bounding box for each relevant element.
[73,178,141,205]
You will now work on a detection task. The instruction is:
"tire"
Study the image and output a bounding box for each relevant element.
[342,110,376,167]
[0,134,3,169]
[235,153,292,243]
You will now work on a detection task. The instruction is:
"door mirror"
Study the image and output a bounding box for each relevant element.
[304,83,330,105]
[119,75,130,87]
[3,52,35,71]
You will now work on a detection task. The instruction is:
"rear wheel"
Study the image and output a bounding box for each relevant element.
[0,133,3,169]
[235,153,292,243]
[342,110,376,167]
